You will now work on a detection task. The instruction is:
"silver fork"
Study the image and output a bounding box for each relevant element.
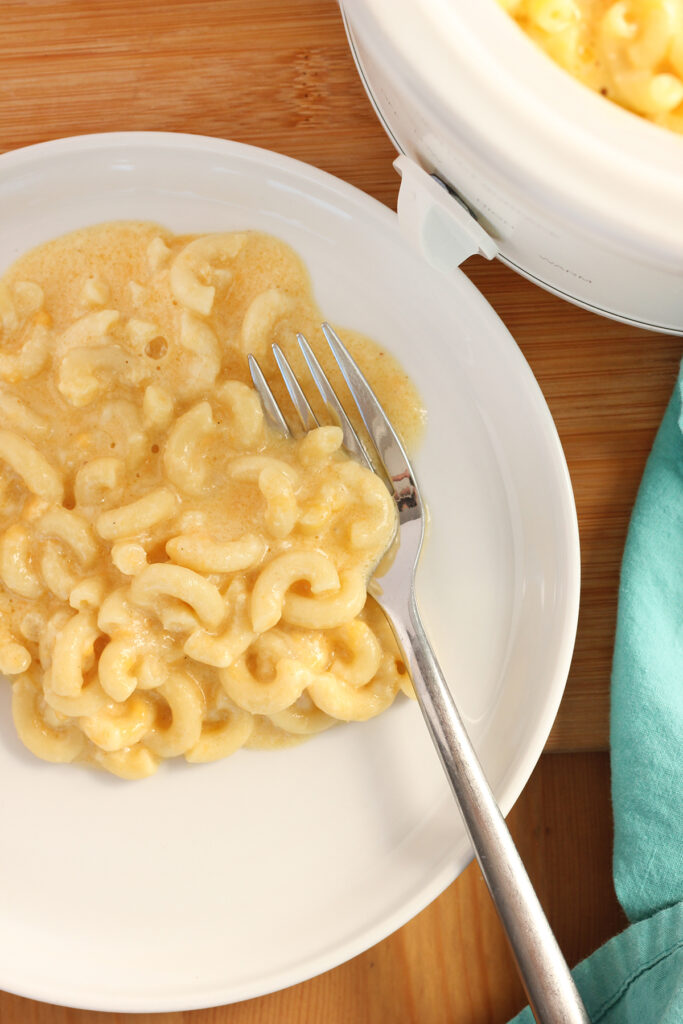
[249,323,590,1024]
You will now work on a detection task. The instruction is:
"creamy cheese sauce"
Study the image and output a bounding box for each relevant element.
[499,0,683,132]
[0,222,424,777]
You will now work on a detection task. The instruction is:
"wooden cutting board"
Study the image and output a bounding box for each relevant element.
[0,3,676,1022]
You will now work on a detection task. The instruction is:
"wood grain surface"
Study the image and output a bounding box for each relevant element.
[0,1,677,1020]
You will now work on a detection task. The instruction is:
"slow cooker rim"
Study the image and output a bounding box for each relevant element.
[343,0,683,262]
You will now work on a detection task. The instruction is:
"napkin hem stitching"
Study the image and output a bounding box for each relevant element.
[590,937,683,1022]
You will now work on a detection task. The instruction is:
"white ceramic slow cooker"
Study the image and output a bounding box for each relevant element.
[341,0,683,334]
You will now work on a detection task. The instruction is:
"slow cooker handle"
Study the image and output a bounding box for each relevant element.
[394,155,498,270]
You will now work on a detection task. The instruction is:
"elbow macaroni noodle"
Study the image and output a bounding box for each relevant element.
[498,0,683,132]
[0,221,423,778]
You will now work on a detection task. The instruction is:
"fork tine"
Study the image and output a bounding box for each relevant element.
[321,322,422,519]
[272,343,319,433]
[297,332,373,471]
[248,353,291,437]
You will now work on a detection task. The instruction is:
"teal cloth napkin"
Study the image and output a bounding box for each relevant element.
[611,360,683,923]
[510,359,683,1023]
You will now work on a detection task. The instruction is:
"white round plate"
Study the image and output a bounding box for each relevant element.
[0,133,580,1012]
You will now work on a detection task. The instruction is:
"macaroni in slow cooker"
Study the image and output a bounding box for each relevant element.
[498,0,683,133]
[0,222,423,778]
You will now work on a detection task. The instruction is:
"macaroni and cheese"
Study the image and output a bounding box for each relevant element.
[0,222,423,778]
[498,0,683,133]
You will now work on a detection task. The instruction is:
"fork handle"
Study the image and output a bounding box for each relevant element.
[384,594,590,1024]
